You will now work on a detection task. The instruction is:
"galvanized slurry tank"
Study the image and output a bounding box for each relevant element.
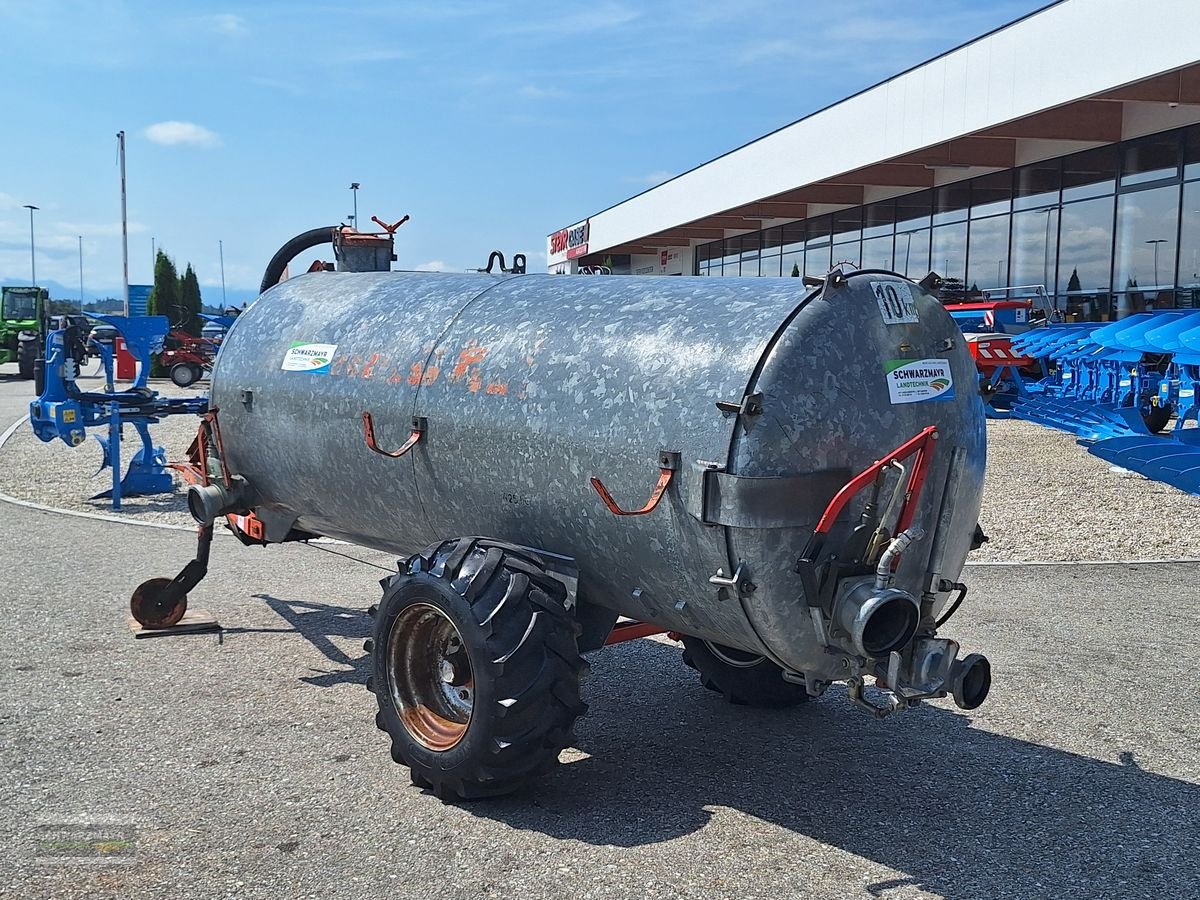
[205,269,988,796]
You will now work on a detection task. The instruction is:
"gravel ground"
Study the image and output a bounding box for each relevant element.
[1,500,1197,900]
[3,376,1200,558]
[974,418,1200,561]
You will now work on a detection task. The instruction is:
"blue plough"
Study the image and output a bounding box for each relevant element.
[996,310,1200,495]
[27,314,208,509]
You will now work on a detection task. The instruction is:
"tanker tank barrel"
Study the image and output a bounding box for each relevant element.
[131,259,990,799]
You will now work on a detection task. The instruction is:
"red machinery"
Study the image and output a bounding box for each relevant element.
[159,330,216,387]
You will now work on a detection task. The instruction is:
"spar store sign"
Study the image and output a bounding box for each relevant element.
[550,220,590,260]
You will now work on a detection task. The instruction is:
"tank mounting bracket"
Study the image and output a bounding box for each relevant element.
[715,392,763,432]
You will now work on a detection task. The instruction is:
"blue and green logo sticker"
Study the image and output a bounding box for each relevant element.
[884,358,955,404]
[281,342,338,375]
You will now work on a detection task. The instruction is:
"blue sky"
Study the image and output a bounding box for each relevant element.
[1,0,1044,304]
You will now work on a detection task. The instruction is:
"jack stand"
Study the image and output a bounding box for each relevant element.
[130,522,214,629]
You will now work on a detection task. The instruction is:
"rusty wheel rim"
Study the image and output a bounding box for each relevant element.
[387,603,473,751]
[130,577,188,629]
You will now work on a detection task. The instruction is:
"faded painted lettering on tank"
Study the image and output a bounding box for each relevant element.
[362,353,381,379]
[406,362,442,386]
[451,341,489,382]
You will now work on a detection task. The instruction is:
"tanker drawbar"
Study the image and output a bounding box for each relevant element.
[134,265,991,800]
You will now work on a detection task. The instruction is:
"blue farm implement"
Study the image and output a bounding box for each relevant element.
[28,314,207,509]
[998,310,1200,495]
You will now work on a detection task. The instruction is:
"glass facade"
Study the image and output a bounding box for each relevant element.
[694,123,1200,320]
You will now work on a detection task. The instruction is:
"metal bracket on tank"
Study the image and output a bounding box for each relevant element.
[715,392,764,433]
[682,463,852,529]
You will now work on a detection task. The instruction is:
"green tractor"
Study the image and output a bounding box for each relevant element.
[0,285,48,380]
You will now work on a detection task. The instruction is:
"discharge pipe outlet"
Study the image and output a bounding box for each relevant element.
[948,652,992,710]
[832,580,922,659]
[187,476,253,525]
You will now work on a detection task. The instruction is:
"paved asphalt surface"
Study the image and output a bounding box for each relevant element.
[1,371,1197,899]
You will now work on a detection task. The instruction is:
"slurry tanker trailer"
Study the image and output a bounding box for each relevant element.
[133,259,991,800]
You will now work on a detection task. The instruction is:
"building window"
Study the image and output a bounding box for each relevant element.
[895,190,932,278]
[970,170,1012,219]
[1120,133,1180,188]
[934,182,971,225]
[860,234,894,271]
[894,228,929,278]
[804,215,832,277]
[739,232,761,277]
[862,199,896,239]
[967,214,1010,290]
[1185,124,1200,181]
[1061,145,1118,202]
[1113,184,1180,311]
[760,227,782,277]
[932,221,968,285]
[1010,207,1058,293]
[721,238,741,276]
[779,222,804,278]
[1014,160,1061,211]
[1058,195,1114,320]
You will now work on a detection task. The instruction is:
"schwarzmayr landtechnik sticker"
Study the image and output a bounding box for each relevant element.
[884,358,955,404]
[282,342,338,375]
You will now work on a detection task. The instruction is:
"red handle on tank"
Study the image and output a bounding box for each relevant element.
[362,412,424,458]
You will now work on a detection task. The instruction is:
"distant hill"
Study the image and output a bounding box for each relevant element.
[0,276,256,308]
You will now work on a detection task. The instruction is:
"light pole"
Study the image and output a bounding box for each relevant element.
[78,235,84,310]
[898,229,916,277]
[23,204,38,286]
[1145,238,1167,288]
[219,239,227,307]
[349,182,360,229]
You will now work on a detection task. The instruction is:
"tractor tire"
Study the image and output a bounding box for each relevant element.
[1141,402,1173,434]
[370,537,587,800]
[17,339,37,380]
[681,636,810,708]
[170,363,199,387]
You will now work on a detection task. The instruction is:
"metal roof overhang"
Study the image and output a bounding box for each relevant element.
[551,0,1200,262]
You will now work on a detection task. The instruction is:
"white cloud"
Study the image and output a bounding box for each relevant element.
[144,121,221,148]
[498,3,640,37]
[517,84,567,100]
[624,170,673,187]
[0,192,20,211]
[55,220,147,238]
[413,260,454,272]
[194,13,246,36]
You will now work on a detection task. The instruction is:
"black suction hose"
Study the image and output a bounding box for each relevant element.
[259,226,338,295]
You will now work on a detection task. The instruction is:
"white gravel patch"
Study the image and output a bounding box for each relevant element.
[975,418,1200,562]
[4,387,1200,560]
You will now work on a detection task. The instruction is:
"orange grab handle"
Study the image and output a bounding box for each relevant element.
[362,412,425,458]
[590,451,680,516]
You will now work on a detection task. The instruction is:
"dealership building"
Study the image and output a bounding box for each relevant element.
[546,0,1200,320]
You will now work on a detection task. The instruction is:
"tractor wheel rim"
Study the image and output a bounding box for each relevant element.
[387,603,472,751]
[704,640,766,669]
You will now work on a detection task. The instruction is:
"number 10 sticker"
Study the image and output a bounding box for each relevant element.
[872,281,919,325]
